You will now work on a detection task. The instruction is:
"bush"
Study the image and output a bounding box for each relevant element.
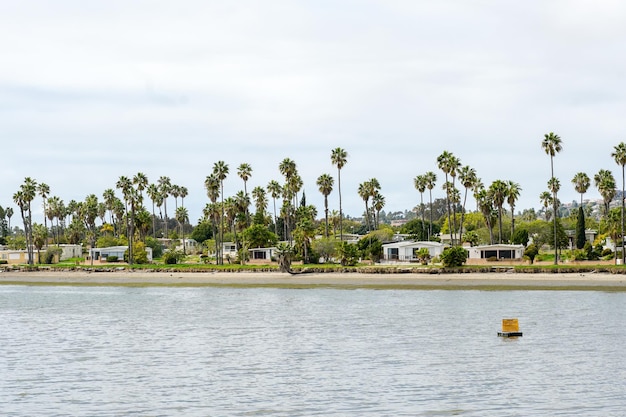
[42,247,63,264]
[524,244,539,264]
[106,256,118,262]
[339,242,359,266]
[163,249,185,265]
[0,260,7,265]
[440,246,467,267]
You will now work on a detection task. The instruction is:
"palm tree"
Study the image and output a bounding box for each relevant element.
[316,174,334,237]
[594,169,616,217]
[414,175,427,239]
[437,151,456,244]
[476,187,495,244]
[572,172,590,207]
[146,184,160,237]
[37,182,50,229]
[458,166,477,241]
[507,181,521,239]
[267,180,282,235]
[488,180,508,244]
[157,176,171,238]
[175,206,189,254]
[372,191,385,228]
[542,132,562,264]
[15,177,37,264]
[133,172,149,200]
[6,207,13,233]
[204,173,221,258]
[213,161,229,265]
[424,171,437,240]
[540,191,553,221]
[251,186,267,222]
[331,148,348,241]
[612,142,626,264]
[237,163,252,195]
[358,182,370,233]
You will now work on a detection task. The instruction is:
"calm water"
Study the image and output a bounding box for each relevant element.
[1,285,625,416]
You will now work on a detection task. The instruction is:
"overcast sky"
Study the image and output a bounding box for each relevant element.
[2,0,626,224]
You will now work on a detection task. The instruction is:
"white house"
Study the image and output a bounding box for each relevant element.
[466,244,525,260]
[381,241,446,262]
[89,246,153,262]
[249,247,275,261]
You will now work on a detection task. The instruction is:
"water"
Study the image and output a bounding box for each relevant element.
[1,285,625,416]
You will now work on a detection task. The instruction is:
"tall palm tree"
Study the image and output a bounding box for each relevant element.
[175,206,189,254]
[316,174,334,237]
[213,161,229,265]
[507,181,521,239]
[488,180,508,244]
[612,142,626,264]
[251,186,267,222]
[475,187,495,244]
[424,171,437,240]
[594,169,616,217]
[372,191,385,228]
[413,175,427,239]
[571,172,590,207]
[237,163,252,196]
[146,184,160,237]
[204,173,221,258]
[157,176,171,238]
[542,132,563,264]
[37,182,50,229]
[133,172,148,200]
[437,151,456,244]
[358,182,371,233]
[267,180,282,235]
[331,148,348,241]
[458,166,477,241]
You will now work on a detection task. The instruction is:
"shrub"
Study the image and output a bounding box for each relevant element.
[440,246,467,267]
[106,256,118,262]
[163,249,185,265]
[42,247,63,264]
[524,244,539,264]
[0,260,7,265]
[339,242,359,266]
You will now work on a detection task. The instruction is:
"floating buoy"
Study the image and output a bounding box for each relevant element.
[498,318,523,337]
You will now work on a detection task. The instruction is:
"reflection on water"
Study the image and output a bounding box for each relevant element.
[1,286,625,416]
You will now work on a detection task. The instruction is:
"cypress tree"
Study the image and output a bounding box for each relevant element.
[575,206,586,249]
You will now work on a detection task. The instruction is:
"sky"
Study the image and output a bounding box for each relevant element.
[2,0,626,225]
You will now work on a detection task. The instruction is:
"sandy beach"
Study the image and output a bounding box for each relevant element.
[1,269,626,290]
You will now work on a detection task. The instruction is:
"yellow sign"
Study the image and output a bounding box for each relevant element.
[502,318,519,332]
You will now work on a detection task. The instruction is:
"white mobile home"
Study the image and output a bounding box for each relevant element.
[381,241,446,262]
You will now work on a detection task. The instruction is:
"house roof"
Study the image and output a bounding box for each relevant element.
[382,240,445,249]
[471,244,524,250]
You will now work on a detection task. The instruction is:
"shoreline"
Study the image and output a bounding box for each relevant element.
[2,270,626,290]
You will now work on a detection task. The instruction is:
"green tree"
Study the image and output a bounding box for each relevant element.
[458,165,478,241]
[414,174,427,239]
[316,173,334,237]
[594,169,616,218]
[212,161,229,264]
[542,132,562,264]
[488,180,509,244]
[612,142,626,265]
[437,151,456,245]
[507,181,521,239]
[424,171,437,240]
[575,206,586,249]
[331,147,348,241]
[242,224,278,249]
[32,223,48,263]
[440,246,467,267]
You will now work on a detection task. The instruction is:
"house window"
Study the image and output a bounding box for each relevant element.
[253,251,266,259]
[388,248,399,259]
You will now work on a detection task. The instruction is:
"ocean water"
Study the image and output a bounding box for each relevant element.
[1,285,625,416]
